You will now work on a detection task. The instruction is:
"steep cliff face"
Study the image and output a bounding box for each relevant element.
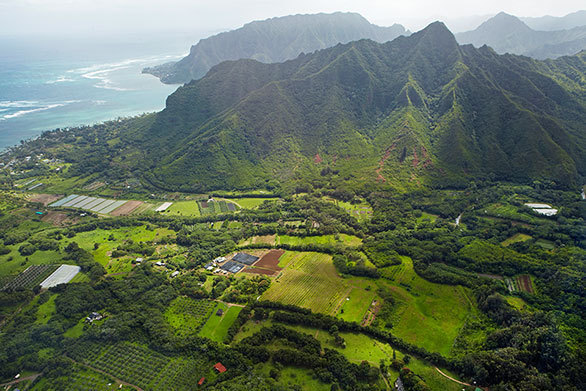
[128,23,585,192]
[142,12,408,84]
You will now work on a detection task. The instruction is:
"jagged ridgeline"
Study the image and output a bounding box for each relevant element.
[143,12,408,84]
[130,22,585,192]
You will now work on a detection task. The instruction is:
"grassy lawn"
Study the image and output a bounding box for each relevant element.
[164,201,201,217]
[277,234,362,247]
[501,233,532,247]
[228,198,274,209]
[35,294,58,324]
[64,318,86,338]
[337,287,376,323]
[379,256,479,356]
[198,302,242,343]
[262,251,351,315]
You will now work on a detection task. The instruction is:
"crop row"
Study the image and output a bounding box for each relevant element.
[2,264,59,291]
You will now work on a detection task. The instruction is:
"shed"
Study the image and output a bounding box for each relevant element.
[198,377,205,385]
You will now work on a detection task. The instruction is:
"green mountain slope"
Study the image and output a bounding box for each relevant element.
[456,12,586,59]
[143,12,408,84]
[127,22,585,192]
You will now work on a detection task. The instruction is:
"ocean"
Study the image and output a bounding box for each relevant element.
[0,32,204,150]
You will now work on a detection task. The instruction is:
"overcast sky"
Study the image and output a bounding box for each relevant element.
[0,0,584,36]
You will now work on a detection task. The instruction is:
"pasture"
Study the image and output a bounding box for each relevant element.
[240,234,363,248]
[378,256,479,356]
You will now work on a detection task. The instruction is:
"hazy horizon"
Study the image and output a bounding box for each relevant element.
[0,0,584,38]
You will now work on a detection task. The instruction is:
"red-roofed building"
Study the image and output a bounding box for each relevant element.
[198,377,205,386]
[213,362,227,373]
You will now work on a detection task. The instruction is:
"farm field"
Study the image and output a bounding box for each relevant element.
[261,251,351,314]
[164,297,216,337]
[0,247,63,278]
[30,363,134,391]
[235,319,462,391]
[67,341,208,391]
[228,197,273,209]
[322,196,373,222]
[501,233,532,246]
[337,287,376,323]
[379,256,479,356]
[515,274,535,293]
[240,234,362,247]
[198,302,243,343]
[164,200,201,217]
[63,225,175,272]
[1,264,59,291]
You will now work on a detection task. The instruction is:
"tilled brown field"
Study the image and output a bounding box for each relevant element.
[254,249,284,270]
[516,275,534,293]
[29,193,63,206]
[110,201,143,216]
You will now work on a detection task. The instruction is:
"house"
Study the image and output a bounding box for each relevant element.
[213,362,227,373]
[155,261,165,267]
[136,257,144,263]
[198,377,205,386]
[171,271,180,277]
[85,312,103,323]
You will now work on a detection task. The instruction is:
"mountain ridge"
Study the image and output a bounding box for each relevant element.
[143,12,408,84]
[120,22,586,192]
[456,12,586,59]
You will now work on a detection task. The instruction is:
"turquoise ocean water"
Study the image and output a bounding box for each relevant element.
[0,33,200,150]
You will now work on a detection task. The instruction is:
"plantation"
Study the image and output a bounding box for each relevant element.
[2,264,59,291]
[67,341,206,390]
[165,296,216,336]
[262,251,352,314]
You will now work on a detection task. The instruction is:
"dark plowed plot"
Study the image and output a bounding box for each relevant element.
[254,249,284,270]
[516,275,534,293]
[244,250,284,276]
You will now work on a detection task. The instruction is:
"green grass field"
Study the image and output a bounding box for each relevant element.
[262,251,351,314]
[234,319,462,390]
[31,363,133,391]
[501,233,532,247]
[337,287,376,323]
[277,234,362,247]
[379,256,479,356]
[417,212,439,224]
[64,318,86,338]
[165,201,201,217]
[228,198,274,209]
[322,197,373,222]
[64,225,175,273]
[35,294,58,325]
[198,302,243,343]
